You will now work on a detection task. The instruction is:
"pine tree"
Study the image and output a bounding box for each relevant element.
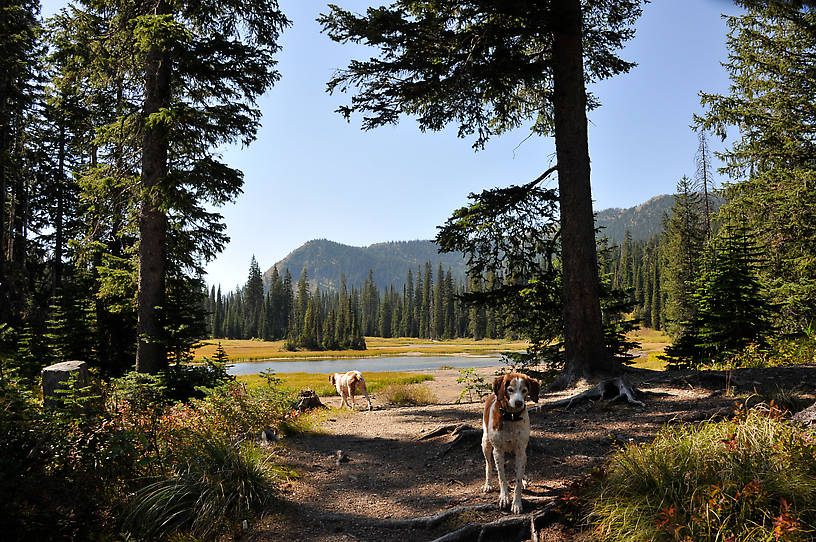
[662,176,706,339]
[244,256,264,339]
[320,0,643,386]
[694,220,774,362]
[49,0,289,373]
[698,1,816,333]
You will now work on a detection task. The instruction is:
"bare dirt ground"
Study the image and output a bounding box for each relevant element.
[244,365,816,542]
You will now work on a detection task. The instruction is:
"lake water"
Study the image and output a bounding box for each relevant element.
[227,355,503,376]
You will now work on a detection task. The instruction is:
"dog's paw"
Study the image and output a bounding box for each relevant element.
[481,482,493,494]
[498,492,511,510]
[511,500,523,514]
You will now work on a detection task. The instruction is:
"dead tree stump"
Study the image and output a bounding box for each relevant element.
[296,389,327,412]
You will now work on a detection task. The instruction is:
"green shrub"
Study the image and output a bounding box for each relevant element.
[379,383,438,406]
[455,367,491,403]
[123,439,278,540]
[589,406,816,541]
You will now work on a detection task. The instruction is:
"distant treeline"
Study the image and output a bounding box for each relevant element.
[206,259,510,349]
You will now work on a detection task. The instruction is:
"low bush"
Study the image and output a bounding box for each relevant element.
[379,383,438,406]
[1,362,305,541]
[588,406,816,541]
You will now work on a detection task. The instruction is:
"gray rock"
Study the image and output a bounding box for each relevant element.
[41,360,89,409]
[791,401,816,426]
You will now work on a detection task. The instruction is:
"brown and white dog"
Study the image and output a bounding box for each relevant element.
[330,370,372,411]
[482,373,540,514]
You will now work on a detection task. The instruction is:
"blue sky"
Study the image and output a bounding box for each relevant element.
[41,0,741,290]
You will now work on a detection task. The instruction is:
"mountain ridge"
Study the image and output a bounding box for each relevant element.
[264,194,693,292]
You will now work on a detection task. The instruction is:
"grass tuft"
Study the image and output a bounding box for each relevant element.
[378,383,438,406]
[123,439,281,540]
[588,406,816,541]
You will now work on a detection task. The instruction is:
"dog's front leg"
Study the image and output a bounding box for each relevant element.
[511,446,527,514]
[481,434,494,493]
[492,447,510,510]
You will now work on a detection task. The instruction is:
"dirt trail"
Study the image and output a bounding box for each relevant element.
[245,365,816,542]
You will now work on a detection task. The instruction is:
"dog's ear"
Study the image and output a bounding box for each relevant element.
[493,375,506,398]
[525,376,540,403]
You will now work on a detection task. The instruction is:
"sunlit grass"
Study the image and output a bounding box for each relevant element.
[631,352,668,371]
[626,327,671,371]
[378,383,438,406]
[589,407,816,541]
[194,337,528,362]
[237,371,434,396]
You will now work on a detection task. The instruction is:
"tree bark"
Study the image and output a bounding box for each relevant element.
[0,109,7,324]
[551,0,618,387]
[54,121,65,295]
[136,17,171,374]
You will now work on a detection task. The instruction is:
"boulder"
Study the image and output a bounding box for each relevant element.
[791,401,816,427]
[41,360,89,409]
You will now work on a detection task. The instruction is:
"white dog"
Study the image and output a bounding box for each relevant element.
[481,372,540,514]
[330,370,372,411]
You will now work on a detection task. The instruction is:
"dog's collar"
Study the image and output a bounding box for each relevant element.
[499,405,525,422]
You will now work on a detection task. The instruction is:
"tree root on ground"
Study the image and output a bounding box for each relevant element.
[416,423,476,441]
[429,502,560,542]
[419,424,547,457]
[536,377,645,410]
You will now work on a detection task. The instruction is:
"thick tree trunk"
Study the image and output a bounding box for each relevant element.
[136,30,171,374]
[551,0,618,388]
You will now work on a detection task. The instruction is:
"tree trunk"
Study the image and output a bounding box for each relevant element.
[136,23,171,374]
[54,122,65,295]
[0,114,7,324]
[551,0,618,388]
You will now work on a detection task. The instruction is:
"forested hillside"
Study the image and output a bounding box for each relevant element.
[264,239,467,292]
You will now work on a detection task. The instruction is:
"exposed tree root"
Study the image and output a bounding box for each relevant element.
[421,424,547,458]
[536,377,645,410]
[377,503,495,529]
[428,502,560,542]
[438,428,483,458]
[416,422,476,441]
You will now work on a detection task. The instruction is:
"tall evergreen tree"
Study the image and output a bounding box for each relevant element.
[244,256,264,338]
[698,1,816,333]
[320,0,643,386]
[662,176,706,339]
[51,0,289,373]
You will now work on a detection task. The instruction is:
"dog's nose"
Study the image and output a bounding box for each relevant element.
[510,399,523,409]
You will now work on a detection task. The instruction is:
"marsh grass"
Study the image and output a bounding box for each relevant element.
[588,406,816,541]
[194,337,527,362]
[378,383,438,406]
[238,371,434,397]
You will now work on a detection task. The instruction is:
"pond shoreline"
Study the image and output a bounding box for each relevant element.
[227,354,505,376]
